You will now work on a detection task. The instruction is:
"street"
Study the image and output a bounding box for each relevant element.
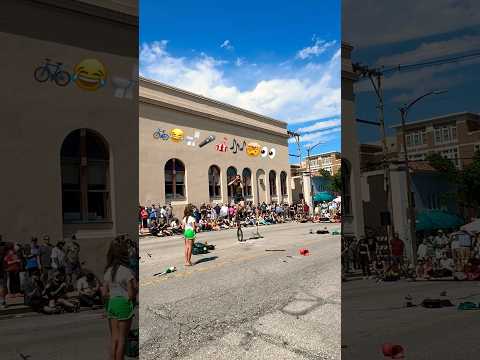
[139,222,341,360]
[342,278,480,359]
[0,309,111,360]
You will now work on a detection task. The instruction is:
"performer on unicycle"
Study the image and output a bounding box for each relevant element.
[228,175,245,240]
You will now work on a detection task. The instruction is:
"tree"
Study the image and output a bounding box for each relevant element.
[328,169,342,194]
[458,151,480,208]
[425,152,457,182]
[318,168,332,179]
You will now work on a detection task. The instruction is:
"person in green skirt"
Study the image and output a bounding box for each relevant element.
[102,236,137,360]
[182,204,197,266]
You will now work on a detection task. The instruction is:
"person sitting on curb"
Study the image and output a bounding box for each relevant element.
[77,272,102,308]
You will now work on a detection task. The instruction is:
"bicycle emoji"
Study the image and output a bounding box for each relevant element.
[34,58,71,86]
[153,128,170,140]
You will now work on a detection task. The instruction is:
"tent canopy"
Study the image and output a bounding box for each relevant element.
[415,210,464,231]
[313,191,335,203]
[461,218,480,233]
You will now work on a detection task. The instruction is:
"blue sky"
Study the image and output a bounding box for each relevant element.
[140,0,340,163]
[343,0,480,144]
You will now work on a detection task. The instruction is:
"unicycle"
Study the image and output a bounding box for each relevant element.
[236,217,244,242]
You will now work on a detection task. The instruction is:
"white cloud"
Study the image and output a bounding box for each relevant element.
[375,35,480,67]
[140,41,341,124]
[296,118,341,133]
[343,0,480,48]
[235,57,245,67]
[220,39,234,51]
[296,39,336,60]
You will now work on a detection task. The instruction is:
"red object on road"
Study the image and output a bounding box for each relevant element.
[299,248,310,256]
[382,343,405,358]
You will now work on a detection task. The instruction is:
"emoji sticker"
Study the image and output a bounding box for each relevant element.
[216,138,228,152]
[73,59,107,91]
[268,148,276,159]
[199,135,215,148]
[246,143,261,157]
[170,128,184,142]
[260,146,268,157]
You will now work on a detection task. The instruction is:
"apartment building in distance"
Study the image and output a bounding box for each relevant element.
[392,112,480,169]
[303,151,342,175]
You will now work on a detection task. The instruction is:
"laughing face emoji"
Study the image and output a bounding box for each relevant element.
[170,128,184,142]
[73,59,107,91]
[246,143,261,157]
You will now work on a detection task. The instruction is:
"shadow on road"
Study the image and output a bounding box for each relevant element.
[193,256,219,265]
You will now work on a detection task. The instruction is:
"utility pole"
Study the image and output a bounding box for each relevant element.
[353,63,395,241]
[398,90,447,266]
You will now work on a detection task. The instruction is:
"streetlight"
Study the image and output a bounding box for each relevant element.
[306,142,325,215]
[399,89,448,266]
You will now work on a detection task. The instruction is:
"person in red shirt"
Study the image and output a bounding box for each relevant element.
[4,246,22,297]
[390,233,405,265]
[140,207,148,229]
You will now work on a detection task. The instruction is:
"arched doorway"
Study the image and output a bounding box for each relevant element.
[255,169,266,204]
[280,171,288,203]
[208,165,222,200]
[227,166,237,203]
[269,170,277,202]
[242,168,252,200]
[61,128,110,223]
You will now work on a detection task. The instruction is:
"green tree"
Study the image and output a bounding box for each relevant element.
[458,151,480,208]
[328,169,342,193]
[425,152,457,182]
[318,168,332,179]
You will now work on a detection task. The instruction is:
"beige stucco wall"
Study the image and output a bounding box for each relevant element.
[0,3,138,276]
[139,85,292,217]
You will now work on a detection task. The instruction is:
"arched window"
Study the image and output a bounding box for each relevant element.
[242,168,252,198]
[61,129,110,223]
[227,166,237,200]
[280,171,288,197]
[208,165,221,199]
[165,159,185,200]
[269,170,277,197]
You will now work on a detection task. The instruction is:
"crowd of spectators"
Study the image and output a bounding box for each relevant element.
[0,234,138,313]
[139,200,340,237]
[342,228,480,281]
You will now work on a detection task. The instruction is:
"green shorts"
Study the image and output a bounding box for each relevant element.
[107,297,134,320]
[184,228,196,240]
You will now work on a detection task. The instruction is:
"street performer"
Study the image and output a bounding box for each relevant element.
[228,175,245,227]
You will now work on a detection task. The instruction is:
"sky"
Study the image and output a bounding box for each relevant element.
[342,0,480,144]
[139,0,340,163]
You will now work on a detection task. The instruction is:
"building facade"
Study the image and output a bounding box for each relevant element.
[341,42,365,240]
[139,78,292,217]
[1,0,138,276]
[393,112,480,169]
[302,151,342,175]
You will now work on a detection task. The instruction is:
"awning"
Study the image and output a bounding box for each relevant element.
[313,191,335,203]
[415,210,464,231]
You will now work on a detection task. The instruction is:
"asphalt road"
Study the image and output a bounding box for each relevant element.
[342,278,480,359]
[139,222,341,360]
[0,309,111,360]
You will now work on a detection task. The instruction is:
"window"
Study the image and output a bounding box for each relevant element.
[227,166,237,200]
[165,159,185,200]
[242,168,252,197]
[61,129,110,223]
[280,171,288,197]
[434,124,457,145]
[406,129,426,148]
[208,165,221,199]
[439,148,459,167]
[269,170,277,197]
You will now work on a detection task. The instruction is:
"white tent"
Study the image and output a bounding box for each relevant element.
[460,218,480,233]
[333,196,341,203]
